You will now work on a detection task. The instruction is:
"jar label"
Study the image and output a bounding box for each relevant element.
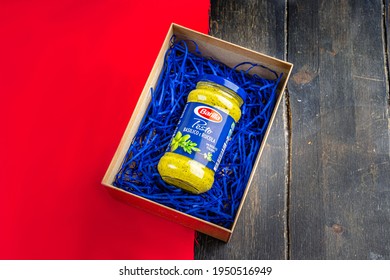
[167,102,235,172]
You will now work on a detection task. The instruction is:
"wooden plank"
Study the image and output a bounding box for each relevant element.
[195,0,288,259]
[386,0,390,87]
[288,0,390,259]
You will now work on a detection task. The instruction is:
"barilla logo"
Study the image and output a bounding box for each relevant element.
[194,106,223,123]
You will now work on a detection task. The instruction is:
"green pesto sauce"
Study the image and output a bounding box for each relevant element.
[188,83,242,122]
[157,81,243,194]
[158,152,215,194]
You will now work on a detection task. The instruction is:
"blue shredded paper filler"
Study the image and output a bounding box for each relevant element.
[114,36,282,229]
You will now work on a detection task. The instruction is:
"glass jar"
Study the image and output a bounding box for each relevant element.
[157,74,246,194]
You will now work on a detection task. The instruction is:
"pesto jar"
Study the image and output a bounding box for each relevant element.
[157,74,246,194]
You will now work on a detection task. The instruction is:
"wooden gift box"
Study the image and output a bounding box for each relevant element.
[102,23,293,242]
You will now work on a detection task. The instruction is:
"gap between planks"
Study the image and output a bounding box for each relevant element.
[382,0,390,106]
[284,0,292,260]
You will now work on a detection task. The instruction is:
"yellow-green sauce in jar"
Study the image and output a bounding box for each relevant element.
[157,74,246,194]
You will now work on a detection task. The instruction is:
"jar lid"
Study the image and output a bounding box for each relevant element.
[198,74,247,101]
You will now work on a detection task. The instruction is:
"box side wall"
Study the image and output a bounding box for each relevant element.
[105,186,231,242]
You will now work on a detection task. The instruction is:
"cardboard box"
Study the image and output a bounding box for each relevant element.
[102,23,293,242]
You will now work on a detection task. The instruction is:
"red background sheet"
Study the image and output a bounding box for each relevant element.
[0,0,209,259]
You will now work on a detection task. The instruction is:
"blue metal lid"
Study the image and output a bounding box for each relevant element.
[198,74,247,101]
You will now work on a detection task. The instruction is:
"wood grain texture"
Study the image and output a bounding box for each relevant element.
[195,0,288,259]
[386,0,390,93]
[288,0,390,259]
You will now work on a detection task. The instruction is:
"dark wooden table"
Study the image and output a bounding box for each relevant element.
[195,0,390,260]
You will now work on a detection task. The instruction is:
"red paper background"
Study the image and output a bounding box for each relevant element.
[0,0,209,259]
